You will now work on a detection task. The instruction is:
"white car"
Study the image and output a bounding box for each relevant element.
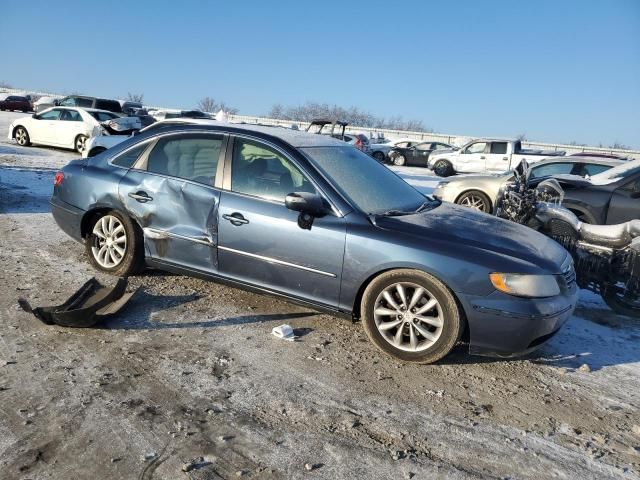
[369,138,423,162]
[8,107,121,153]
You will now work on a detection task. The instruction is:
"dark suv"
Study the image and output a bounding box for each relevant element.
[55,96,123,114]
[0,95,32,112]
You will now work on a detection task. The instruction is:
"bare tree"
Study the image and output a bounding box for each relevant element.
[266,101,431,132]
[0,80,13,89]
[197,96,238,114]
[127,92,144,103]
[516,133,528,141]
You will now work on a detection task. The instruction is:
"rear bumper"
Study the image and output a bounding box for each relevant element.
[50,197,85,243]
[458,285,578,357]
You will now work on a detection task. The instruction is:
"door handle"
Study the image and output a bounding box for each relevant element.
[480,156,486,159]
[128,191,153,203]
[223,213,249,226]
[502,156,509,161]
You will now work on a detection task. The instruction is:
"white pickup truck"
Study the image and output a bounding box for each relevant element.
[427,138,565,177]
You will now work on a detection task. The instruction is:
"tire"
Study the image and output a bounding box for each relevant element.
[361,269,463,364]
[75,134,88,153]
[392,155,406,166]
[373,151,386,162]
[602,289,640,318]
[88,147,107,157]
[14,126,31,146]
[456,190,492,213]
[85,210,144,277]
[433,159,454,177]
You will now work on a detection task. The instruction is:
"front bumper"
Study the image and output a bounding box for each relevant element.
[459,284,578,357]
[51,197,85,243]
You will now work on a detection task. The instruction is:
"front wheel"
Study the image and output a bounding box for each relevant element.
[361,269,463,364]
[14,127,31,146]
[373,151,386,162]
[85,211,144,276]
[433,159,454,177]
[456,190,492,213]
[602,288,640,318]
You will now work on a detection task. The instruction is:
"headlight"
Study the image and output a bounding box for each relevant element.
[489,273,560,298]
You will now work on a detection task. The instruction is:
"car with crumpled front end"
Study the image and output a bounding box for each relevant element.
[50,120,578,364]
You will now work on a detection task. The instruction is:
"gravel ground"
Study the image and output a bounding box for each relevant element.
[0,111,639,479]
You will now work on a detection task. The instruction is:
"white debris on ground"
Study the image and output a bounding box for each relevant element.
[0,111,639,479]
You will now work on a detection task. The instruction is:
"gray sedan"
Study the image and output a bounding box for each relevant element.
[50,121,576,364]
[433,156,622,213]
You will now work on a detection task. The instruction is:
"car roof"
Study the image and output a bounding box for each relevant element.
[141,119,347,148]
[534,156,623,167]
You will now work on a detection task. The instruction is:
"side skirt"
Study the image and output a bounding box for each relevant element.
[145,258,353,321]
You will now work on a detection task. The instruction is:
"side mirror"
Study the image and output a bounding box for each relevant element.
[285,192,327,217]
[32,114,37,119]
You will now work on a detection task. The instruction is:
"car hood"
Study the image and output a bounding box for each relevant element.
[374,202,567,273]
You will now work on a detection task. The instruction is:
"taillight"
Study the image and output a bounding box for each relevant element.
[54,171,64,186]
[355,138,362,149]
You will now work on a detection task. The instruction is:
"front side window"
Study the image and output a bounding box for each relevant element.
[59,97,76,107]
[464,142,487,154]
[529,162,573,178]
[301,146,428,215]
[490,142,508,154]
[38,109,61,120]
[231,139,316,202]
[145,134,223,186]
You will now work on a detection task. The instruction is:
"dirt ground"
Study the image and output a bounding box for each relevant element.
[0,113,639,479]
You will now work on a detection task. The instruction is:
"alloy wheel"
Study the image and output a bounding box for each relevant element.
[460,194,487,211]
[76,135,87,152]
[91,215,127,269]
[15,128,28,146]
[373,282,444,352]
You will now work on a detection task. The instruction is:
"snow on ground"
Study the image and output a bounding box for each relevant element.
[1,111,639,479]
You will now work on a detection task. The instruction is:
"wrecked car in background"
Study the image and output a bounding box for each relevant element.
[50,120,577,364]
[83,115,147,158]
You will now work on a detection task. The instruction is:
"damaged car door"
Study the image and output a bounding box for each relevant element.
[217,137,347,306]
[118,132,227,272]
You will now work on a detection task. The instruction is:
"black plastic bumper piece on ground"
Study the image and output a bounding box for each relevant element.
[18,277,136,327]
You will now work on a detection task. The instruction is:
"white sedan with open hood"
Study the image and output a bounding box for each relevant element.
[7,107,134,153]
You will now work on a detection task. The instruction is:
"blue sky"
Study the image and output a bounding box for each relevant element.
[1,0,638,147]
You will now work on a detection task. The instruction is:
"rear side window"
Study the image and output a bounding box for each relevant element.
[112,142,150,168]
[90,111,118,122]
[490,142,508,154]
[146,134,223,186]
[95,100,122,113]
[582,164,612,176]
[75,97,93,107]
[60,109,82,121]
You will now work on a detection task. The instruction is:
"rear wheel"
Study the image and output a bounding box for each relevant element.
[75,134,88,153]
[14,127,30,146]
[456,190,492,213]
[393,155,406,166]
[85,211,144,277]
[433,159,454,177]
[361,269,463,364]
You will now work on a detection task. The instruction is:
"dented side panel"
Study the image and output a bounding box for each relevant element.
[118,170,220,272]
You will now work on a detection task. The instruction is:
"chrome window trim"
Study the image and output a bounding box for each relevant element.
[218,246,337,278]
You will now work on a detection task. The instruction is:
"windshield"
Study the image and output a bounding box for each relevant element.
[301,146,431,214]
[590,159,640,185]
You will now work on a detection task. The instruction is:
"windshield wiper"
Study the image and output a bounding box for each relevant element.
[415,198,440,213]
[373,209,415,217]
[373,199,440,217]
